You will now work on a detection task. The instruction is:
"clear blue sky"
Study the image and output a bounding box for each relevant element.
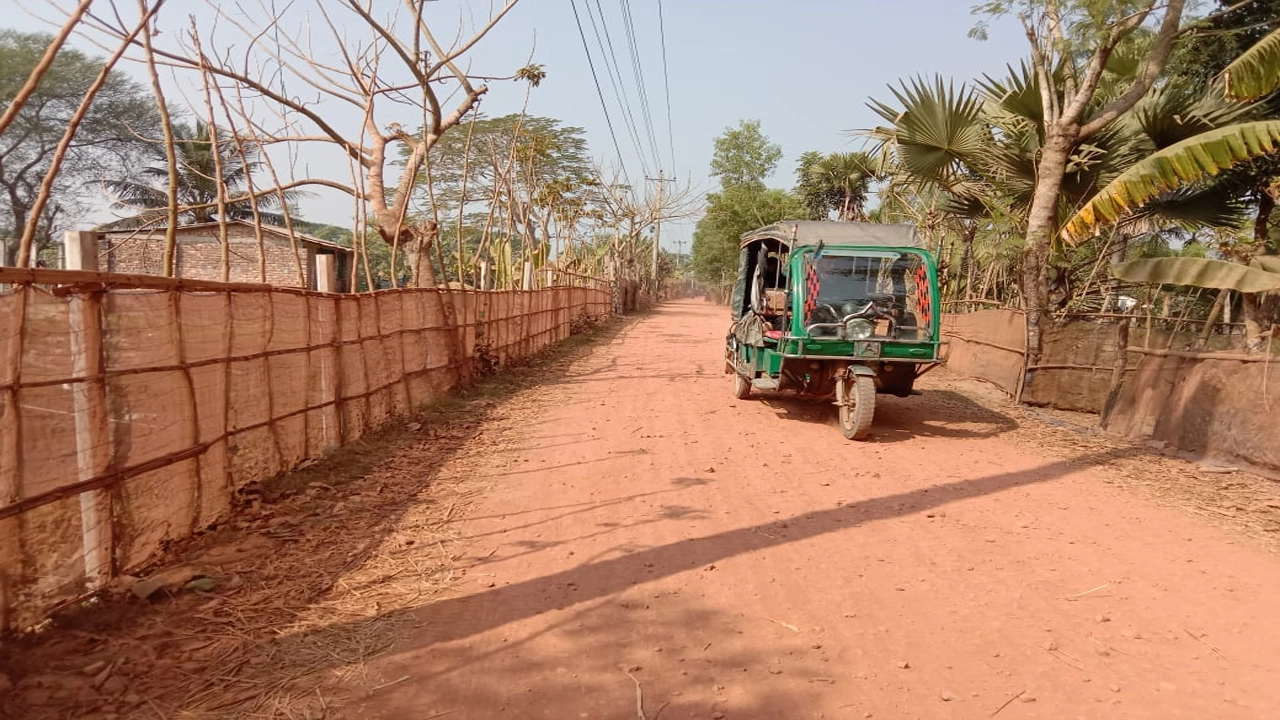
[11,0,1031,250]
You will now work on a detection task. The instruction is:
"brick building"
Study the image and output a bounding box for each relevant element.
[96,220,354,291]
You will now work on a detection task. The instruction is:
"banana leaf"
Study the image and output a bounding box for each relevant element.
[1251,255,1280,274]
[1063,120,1280,243]
[1221,28,1280,102]
[1113,257,1280,293]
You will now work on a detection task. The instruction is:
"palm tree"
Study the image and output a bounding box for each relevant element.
[104,120,300,228]
[796,151,880,221]
[868,64,1261,305]
[865,70,1141,305]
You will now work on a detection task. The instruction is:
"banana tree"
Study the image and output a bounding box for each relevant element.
[1221,28,1280,102]
[1063,122,1280,240]
[1065,121,1280,352]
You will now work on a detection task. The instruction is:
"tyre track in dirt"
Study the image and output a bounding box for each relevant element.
[337,300,1280,720]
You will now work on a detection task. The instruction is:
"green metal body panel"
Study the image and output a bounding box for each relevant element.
[751,245,941,368]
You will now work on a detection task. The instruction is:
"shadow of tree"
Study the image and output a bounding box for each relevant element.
[292,445,1139,718]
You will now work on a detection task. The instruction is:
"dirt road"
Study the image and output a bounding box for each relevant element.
[337,300,1280,719]
[6,299,1280,720]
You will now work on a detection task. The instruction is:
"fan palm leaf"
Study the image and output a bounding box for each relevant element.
[867,76,987,186]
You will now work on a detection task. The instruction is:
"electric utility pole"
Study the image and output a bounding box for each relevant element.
[646,170,676,285]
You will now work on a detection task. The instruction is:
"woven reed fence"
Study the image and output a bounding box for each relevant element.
[0,268,611,631]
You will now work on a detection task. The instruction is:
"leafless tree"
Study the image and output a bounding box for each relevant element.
[81,0,523,287]
[595,166,700,309]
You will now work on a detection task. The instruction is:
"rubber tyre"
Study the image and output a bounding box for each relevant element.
[733,373,752,400]
[838,373,876,440]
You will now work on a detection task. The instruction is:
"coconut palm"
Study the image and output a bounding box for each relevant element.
[104,120,301,228]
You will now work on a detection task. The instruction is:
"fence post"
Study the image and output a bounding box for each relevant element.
[315,253,336,293]
[522,260,534,291]
[65,230,112,590]
[1100,316,1131,428]
[64,229,99,272]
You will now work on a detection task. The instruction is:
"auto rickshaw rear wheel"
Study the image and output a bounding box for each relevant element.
[838,373,876,440]
[733,372,752,399]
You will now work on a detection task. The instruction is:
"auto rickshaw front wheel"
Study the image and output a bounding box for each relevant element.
[733,372,752,400]
[837,373,876,440]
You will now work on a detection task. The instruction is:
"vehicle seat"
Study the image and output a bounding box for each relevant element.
[762,289,788,316]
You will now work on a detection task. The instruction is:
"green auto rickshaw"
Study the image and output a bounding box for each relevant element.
[724,221,945,440]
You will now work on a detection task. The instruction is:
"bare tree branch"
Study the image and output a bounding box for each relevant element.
[18,0,166,267]
[0,0,94,136]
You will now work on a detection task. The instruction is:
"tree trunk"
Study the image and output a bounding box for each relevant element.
[1241,292,1265,354]
[1103,230,1130,315]
[1020,127,1075,377]
[961,223,977,301]
[1242,187,1277,354]
[1195,290,1227,349]
[1253,188,1274,251]
[3,189,29,267]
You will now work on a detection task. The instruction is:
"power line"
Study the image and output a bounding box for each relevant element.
[584,0,652,178]
[618,0,663,172]
[656,0,676,175]
[568,0,631,186]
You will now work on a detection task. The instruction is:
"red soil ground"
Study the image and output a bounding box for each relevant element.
[4,299,1279,720]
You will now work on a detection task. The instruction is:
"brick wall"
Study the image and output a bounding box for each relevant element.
[104,226,313,287]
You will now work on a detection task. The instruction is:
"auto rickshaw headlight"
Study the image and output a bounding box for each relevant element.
[844,318,874,340]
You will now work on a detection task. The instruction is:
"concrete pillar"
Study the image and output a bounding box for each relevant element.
[522,260,534,291]
[64,230,99,271]
[315,253,336,293]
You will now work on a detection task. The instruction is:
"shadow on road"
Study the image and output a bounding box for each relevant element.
[0,302,1142,720]
[758,388,1019,443]
[289,442,1140,720]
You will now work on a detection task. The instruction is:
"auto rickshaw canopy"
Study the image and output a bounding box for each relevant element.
[739,220,922,249]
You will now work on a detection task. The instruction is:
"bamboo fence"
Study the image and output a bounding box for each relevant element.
[0,268,610,631]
